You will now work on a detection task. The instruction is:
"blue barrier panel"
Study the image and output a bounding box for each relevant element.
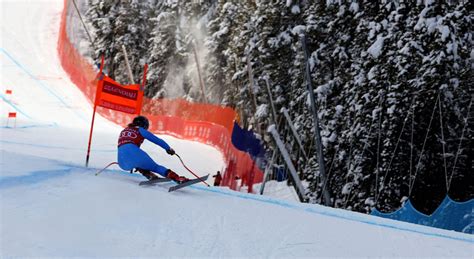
[231,122,263,157]
[371,196,473,234]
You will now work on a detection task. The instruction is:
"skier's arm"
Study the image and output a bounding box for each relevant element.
[139,127,171,152]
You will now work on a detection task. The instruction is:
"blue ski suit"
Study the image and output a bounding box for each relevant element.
[117,126,171,177]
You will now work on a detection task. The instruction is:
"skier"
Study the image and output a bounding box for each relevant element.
[117,115,189,183]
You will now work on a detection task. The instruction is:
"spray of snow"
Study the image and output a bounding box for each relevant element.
[161,10,211,101]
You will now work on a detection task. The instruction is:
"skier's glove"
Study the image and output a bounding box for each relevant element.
[166,148,175,156]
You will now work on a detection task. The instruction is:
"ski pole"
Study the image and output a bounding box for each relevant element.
[175,154,210,187]
[95,162,118,176]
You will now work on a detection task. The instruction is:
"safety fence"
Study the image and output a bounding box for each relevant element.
[58,0,263,192]
[371,196,473,234]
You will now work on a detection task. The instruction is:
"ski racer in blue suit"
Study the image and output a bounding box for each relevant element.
[117,116,189,183]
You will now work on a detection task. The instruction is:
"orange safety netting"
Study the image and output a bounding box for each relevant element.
[58,0,263,192]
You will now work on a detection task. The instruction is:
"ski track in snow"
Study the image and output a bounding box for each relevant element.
[0,0,472,257]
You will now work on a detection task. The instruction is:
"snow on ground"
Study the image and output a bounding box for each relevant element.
[1,0,473,257]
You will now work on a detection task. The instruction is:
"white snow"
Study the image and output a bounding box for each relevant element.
[315,81,331,98]
[268,31,293,48]
[291,5,301,14]
[0,1,473,258]
[253,180,300,202]
[438,25,450,41]
[349,2,359,13]
[415,6,450,40]
[387,105,396,115]
[341,182,353,195]
[266,124,277,133]
[255,103,268,119]
[291,25,306,36]
[212,25,229,39]
[367,34,385,58]
[335,105,343,116]
[368,66,378,80]
[367,21,381,40]
[424,0,436,6]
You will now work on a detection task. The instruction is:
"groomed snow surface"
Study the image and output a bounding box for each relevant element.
[1,1,472,257]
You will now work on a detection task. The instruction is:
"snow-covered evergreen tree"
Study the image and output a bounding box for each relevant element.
[146,1,179,98]
[205,0,256,124]
[113,0,151,84]
[85,0,120,75]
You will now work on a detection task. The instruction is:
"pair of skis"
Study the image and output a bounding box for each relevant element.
[96,155,210,192]
[139,174,209,192]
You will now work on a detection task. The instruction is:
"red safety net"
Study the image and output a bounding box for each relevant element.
[58,0,263,192]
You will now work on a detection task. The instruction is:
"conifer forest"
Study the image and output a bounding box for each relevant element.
[83,0,472,215]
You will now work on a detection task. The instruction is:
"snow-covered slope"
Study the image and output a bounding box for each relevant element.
[1,1,472,257]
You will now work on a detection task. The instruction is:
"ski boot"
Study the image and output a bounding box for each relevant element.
[136,168,159,180]
[166,170,189,184]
